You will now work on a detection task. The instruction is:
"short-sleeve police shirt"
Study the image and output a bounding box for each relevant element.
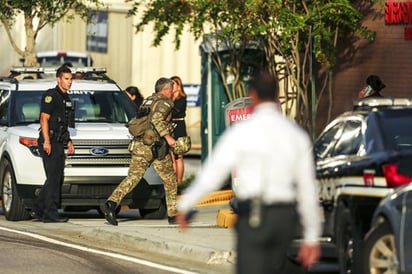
[40,86,71,131]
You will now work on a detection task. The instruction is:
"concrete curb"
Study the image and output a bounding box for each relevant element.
[72,204,237,272]
[79,228,236,265]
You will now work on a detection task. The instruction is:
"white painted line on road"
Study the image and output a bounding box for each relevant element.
[0,226,196,274]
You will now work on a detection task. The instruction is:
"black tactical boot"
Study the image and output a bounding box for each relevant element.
[103,200,118,226]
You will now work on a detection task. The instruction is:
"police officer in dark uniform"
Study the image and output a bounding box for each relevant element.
[30,65,75,223]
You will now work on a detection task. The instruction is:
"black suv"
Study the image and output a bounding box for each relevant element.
[314,97,412,274]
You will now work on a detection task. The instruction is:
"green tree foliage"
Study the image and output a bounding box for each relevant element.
[0,0,105,66]
[128,0,376,137]
[252,0,375,136]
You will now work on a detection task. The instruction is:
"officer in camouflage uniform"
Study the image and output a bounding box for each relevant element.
[103,77,179,225]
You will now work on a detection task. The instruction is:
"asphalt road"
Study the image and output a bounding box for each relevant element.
[0,227,187,274]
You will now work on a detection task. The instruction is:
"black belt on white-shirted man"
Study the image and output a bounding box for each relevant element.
[236,199,295,215]
[237,199,296,228]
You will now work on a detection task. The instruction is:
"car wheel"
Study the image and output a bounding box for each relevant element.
[363,221,398,274]
[335,203,363,274]
[0,159,30,221]
[139,198,167,219]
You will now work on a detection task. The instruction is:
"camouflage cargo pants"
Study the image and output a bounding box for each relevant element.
[108,139,178,217]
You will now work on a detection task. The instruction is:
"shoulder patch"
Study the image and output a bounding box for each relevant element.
[44,96,53,103]
[143,99,153,106]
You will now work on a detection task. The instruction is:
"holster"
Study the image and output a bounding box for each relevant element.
[50,125,70,143]
[151,139,168,160]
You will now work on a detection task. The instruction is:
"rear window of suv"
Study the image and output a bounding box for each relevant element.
[37,51,93,67]
[12,90,135,125]
[370,109,412,151]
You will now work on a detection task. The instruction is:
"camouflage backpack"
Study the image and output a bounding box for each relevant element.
[127,95,171,140]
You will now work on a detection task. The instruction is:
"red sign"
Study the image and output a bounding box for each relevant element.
[385,1,412,24]
[227,107,253,125]
[363,170,375,187]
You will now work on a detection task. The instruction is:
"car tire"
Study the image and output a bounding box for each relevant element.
[335,203,363,274]
[362,220,398,274]
[139,198,167,219]
[0,159,30,221]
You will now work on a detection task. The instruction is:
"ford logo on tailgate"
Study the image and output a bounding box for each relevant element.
[90,146,109,156]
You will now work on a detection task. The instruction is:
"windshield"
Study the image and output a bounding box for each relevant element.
[12,90,135,125]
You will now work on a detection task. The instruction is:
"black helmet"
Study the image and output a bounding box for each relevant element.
[366,75,386,92]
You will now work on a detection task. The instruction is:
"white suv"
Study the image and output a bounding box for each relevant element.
[0,67,166,221]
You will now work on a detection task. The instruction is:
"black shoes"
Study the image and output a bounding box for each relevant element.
[31,210,69,223]
[168,216,177,225]
[104,200,118,226]
[30,210,43,220]
[43,217,69,223]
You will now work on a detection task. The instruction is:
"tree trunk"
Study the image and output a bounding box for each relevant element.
[23,14,38,67]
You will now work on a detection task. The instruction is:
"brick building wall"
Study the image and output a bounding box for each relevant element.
[317,1,412,134]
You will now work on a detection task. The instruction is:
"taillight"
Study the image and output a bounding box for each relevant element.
[382,163,412,187]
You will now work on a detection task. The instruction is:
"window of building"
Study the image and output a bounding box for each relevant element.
[86,11,108,53]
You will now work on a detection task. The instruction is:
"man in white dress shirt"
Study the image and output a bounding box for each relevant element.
[177,71,321,273]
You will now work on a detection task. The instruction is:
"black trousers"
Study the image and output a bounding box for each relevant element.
[34,142,65,219]
[235,203,302,274]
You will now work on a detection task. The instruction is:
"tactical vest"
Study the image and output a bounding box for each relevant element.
[40,89,74,144]
[49,99,74,128]
[127,94,173,142]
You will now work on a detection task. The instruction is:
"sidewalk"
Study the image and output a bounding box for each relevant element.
[73,201,336,274]
[74,203,237,274]
[70,190,337,274]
